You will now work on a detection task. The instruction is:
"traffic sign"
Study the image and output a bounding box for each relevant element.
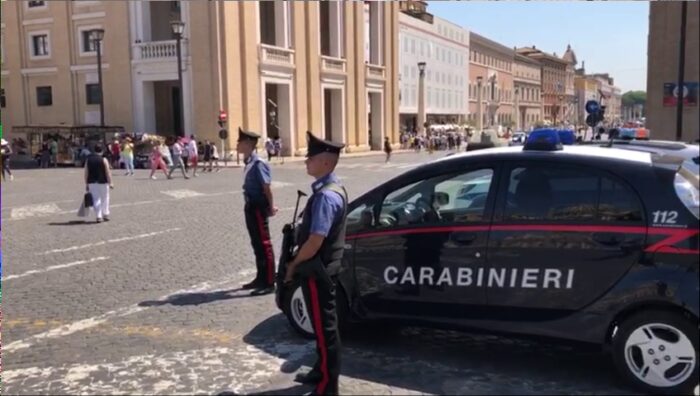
[585,100,600,114]
[218,128,228,140]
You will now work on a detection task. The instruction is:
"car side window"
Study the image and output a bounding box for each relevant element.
[434,169,493,223]
[504,165,643,223]
[598,177,643,223]
[506,166,599,221]
[346,202,376,235]
[376,168,494,229]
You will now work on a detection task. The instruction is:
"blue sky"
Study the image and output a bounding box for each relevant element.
[427,1,649,93]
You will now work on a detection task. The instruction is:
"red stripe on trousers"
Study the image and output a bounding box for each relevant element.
[308,278,330,394]
[254,209,275,285]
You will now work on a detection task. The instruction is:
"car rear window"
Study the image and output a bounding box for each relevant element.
[505,165,643,223]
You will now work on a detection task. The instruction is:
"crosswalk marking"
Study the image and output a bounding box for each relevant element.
[160,189,204,199]
[11,203,62,219]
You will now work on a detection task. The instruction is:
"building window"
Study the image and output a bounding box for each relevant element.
[36,86,52,106]
[85,83,101,105]
[30,33,50,57]
[28,1,46,8]
[80,29,97,53]
[0,88,6,108]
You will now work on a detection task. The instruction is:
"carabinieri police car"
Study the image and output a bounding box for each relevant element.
[277,129,699,394]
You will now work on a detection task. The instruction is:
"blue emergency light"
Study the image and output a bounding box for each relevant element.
[523,129,563,151]
[557,130,576,145]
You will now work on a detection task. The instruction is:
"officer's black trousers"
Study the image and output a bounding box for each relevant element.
[301,274,341,395]
[244,203,275,287]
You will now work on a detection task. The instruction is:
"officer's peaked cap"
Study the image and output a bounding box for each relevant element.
[238,127,261,142]
[306,131,344,157]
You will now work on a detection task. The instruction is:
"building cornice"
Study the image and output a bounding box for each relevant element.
[71,12,106,21]
[22,18,54,26]
[70,64,109,72]
[20,66,58,75]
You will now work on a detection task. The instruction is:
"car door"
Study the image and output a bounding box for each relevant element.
[486,161,647,314]
[346,164,498,320]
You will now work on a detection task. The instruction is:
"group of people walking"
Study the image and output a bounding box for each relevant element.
[148,135,221,180]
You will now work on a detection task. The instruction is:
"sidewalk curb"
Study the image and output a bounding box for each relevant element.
[217,149,417,168]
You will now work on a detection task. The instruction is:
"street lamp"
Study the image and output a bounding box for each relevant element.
[417,62,427,135]
[554,94,564,127]
[476,76,483,132]
[171,20,186,137]
[90,29,105,127]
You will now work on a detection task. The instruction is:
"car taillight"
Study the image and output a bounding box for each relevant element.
[674,172,699,219]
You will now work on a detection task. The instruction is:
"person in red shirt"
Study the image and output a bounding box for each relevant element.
[110,139,121,169]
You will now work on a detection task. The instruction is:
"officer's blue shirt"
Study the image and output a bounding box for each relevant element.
[242,153,271,201]
[310,172,345,237]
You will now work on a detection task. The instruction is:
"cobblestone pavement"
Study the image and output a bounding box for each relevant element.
[2,151,637,395]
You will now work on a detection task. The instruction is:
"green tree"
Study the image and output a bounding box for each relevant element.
[622,91,646,106]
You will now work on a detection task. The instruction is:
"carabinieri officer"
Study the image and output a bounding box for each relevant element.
[285,131,348,395]
[238,127,278,296]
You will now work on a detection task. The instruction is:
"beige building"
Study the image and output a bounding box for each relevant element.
[468,32,515,130]
[517,46,574,126]
[513,53,542,130]
[647,1,699,142]
[1,0,400,156]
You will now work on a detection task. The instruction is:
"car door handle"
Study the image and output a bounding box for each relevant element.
[592,233,621,246]
[452,232,478,244]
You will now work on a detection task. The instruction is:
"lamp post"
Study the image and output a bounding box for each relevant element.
[171,20,186,137]
[554,94,564,127]
[417,62,427,135]
[476,76,483,132]
[91,29,105,127]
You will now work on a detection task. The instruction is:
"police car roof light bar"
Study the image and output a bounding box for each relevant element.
[524,129,563,151]
[557,130,576,145]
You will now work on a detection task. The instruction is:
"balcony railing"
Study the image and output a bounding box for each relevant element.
[366,64,385,80]
[133,40,187,61]
[259,44,295,67]
[321,56,346,74]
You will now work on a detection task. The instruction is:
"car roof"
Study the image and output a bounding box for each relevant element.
[431,145,653,166]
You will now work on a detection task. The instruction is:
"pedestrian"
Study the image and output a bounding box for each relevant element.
[110,139,121,169]
[1,138,14,181]
[265,137,276,162]
[122,137,135,176]
[238,127,278,296]
[187,134,199,177]
[202,139,212,172]
[40,143,51,168]
[49,138,58,167]
[209,141,221,172]
[84,144,113,223]
[167,138,189,179]
[274,136,284,164]
[183,143,191,173]
[285,131,348,396]
[149,141,169,180]
[383,136,392,163]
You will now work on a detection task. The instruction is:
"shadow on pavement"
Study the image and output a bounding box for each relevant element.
[47,220,89,226]
[138,288,263,307]
[241,314,634,395]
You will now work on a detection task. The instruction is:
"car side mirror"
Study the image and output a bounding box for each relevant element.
[434,192,449,206]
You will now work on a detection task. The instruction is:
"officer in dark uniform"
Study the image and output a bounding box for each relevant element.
[238,127,278,296]
[284,131,348,395]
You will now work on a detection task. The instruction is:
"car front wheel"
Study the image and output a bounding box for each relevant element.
[612,310,699,394]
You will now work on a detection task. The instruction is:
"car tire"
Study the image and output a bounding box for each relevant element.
[282,280,315,339]
[612,310,699,394]
[283,280,354,340]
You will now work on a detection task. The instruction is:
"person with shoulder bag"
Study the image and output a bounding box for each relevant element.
[84,144,113,223]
